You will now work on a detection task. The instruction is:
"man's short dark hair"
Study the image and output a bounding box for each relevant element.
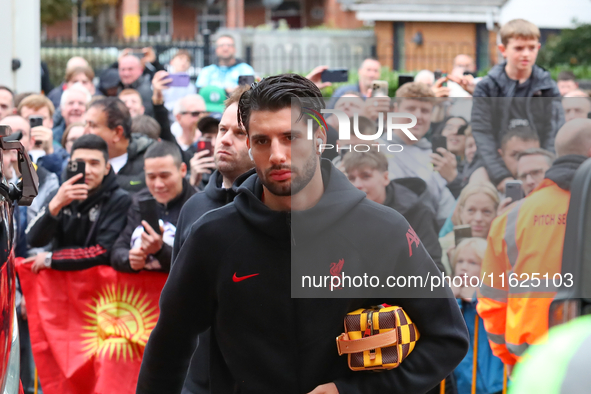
[500,126,540,150]
[0,85,14,101]
[89,97,132,140]
[557,71,576,82]
[517,147,555,165]
[71,134,109,163]
[237,73,324,135]
[132,115,161,140]
[144,141,183,167]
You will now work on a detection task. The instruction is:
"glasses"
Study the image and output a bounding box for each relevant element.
[181,111,202,117]
[517,168,545,182]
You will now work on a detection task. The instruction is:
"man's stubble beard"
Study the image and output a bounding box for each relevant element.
[216,149,254,183]
[257,148,317,197]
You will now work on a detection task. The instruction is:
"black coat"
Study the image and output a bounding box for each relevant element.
[471,61,564,185]
[117,133,155,193]
[383,178,444,274]
[111,179,196,273]
[26,169,131,271]
[138,160,469,394]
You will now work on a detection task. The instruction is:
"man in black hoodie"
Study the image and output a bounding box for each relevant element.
[111,141,195,273]
[84,97,154,193]
[342,151,443,273]
[25,134,131,272]
[137,74,469,394]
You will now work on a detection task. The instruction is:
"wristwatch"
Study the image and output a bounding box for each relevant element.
[44,252,53,268]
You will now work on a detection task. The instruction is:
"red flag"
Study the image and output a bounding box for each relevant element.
[17,263,167,394]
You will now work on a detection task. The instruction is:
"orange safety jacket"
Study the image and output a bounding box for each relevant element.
[477,179,570,366]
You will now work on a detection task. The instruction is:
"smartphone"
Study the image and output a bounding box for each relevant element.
[431,135,447,155]
[238,75,255,86]
[454,225,472,246]
[371,80,389,97]
[29,116,44,147]
[66,160,86,184]
[505,180,524,202]
[434,70,442,81]
[196,139,213,157]
[165,73,191,87]
[321,69,349,83]
[398,74,414,88]
[138,197,161,235]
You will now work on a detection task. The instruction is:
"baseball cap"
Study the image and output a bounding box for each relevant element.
[198,86,226,113]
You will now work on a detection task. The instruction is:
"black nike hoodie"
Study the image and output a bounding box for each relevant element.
[137,160,469,394]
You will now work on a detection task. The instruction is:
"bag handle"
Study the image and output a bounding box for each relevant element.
[336,329,398,356]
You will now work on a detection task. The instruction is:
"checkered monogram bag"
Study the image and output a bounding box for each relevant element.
[336,305,420,371]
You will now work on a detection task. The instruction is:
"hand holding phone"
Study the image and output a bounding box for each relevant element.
[29,116,44,147]
[138,197,161,235]
[165,73,191,87]
[196,139,213,157]
[431,136,447,155]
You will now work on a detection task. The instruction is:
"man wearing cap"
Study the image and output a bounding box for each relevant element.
[198,85,226,115]
[195,35,255,94]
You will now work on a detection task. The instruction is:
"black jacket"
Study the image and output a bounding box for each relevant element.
[117,133,155,193]
[471,61,564,185]
[26,169,131,271]
[172,170,242,260]
[138,160,469,394]
[111,179,196,273]
[383,179,443,273]
[544,154,587,191]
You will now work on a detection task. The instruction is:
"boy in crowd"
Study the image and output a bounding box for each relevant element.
[343,151,444,273]
[471,18,563,193]
[556,70,579,96]
[25,134,131,272]
[111,141,195,273]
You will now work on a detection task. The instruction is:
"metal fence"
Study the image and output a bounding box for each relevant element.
[41,38,212,87]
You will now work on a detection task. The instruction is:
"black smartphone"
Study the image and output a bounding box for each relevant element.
[321,69,349,83]
[29,116,44,147]
[434,70,442,81]
[505,180,524,202]
[431,135,447,155]
[238,75,255,86]
[66,160,86,184]
[138,197,161,235]
[196,139,213,157]
[587,111,591,119]
[454,225,472,246]
[398,74,414,88]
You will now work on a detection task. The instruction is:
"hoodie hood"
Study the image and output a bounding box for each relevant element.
[486,61,557,96]
[128,133,154,160]
[544,155,588,191]
[383,178,427,215]
[203,169,249,205]
[233,159,366,241]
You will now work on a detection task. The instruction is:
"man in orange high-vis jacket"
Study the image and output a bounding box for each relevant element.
[478,118,591,368]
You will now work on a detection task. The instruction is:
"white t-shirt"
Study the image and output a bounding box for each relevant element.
[109,153,128,174]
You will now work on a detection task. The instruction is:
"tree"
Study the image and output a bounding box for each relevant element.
[538,23,591,68]
[41,0,73,25]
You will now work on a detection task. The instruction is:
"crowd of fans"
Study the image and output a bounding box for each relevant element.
[2,18,591,394]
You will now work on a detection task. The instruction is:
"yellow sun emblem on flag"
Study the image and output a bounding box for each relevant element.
[81,284,159,361]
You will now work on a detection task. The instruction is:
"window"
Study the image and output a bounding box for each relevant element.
[78,7,94,43]
[198,5,226,34]
[140,0,172,39]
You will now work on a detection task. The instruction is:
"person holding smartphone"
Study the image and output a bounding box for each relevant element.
[25,134,131,273]
[111,141,195,273]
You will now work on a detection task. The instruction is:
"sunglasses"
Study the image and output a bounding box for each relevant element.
[181,111,202,117]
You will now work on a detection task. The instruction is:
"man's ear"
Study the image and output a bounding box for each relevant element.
[105,161,111,175]
[175,113,182,123]
[47,118,54,129]
[113,125,125,143]
[498,43,506,57]
[180,162,188,177]
[498,148,503,157]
